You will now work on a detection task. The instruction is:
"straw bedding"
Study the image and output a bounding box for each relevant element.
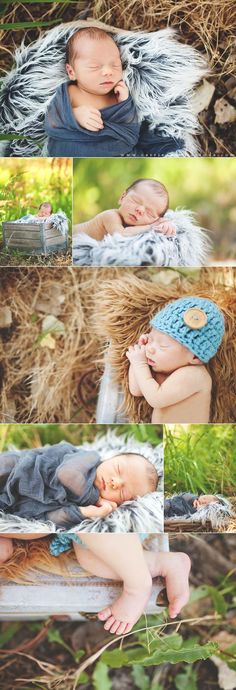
[0,267,235,424]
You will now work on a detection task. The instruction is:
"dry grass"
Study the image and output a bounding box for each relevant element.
[0,537,87,583]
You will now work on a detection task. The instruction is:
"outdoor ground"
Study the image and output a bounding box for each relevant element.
[0,533,235,690]
[0,1,235,156]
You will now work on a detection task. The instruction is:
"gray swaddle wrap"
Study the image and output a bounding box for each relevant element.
[0,443,101,528]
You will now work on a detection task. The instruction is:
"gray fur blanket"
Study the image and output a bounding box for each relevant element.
[0,431,163,533]
[165,495,233,530]
[0,21,207,157]
[10,211,68,237]
[73,209,211,267]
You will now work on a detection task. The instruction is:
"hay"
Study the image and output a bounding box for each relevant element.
[1,267,235,423]
[0,267,120,423]
[95,268,236,423]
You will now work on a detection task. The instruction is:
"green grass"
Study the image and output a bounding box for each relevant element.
[164,425,236,496]
[0,423,163,451]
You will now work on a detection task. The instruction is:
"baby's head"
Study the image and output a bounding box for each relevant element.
[193,495,221,510]
[94,452,158,504]
[37,202,53,218]
[66,28,123,95]
[119,179,169,226]
[146,296,225,373]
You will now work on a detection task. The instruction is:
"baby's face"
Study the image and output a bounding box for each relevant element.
[193,495,219,510]
[145,328,198,373]
[94,454,151,504]
[37,204,52,218]
[119,183,166,226]
[66,36,123,95]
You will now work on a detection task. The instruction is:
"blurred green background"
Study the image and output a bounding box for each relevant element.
[0,158,73,236]
[164,424,236,497]
[73,158,236,261]
[0,423,163,450]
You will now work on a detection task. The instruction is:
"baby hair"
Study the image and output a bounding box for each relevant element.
[125,179,169,216]
[66,28,114,66]
[39,202,53,212]
[124,453,158,492]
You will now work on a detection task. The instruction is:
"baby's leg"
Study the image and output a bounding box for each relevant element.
[74,534,152,635]
[0,537,14,563]
[144,551,191,619]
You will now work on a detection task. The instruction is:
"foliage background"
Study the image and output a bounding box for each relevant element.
[0,157,73,265]
[164,424,236,497]
[73,157,236,261]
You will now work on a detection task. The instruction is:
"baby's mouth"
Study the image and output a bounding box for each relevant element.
[147,355,155,366]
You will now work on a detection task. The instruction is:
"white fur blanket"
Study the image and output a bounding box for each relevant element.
[165,496,233,530]
[0,21,207,157]
[73,209,211,267]
[0,431,163,533]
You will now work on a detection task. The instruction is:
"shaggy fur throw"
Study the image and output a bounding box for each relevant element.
[73,210,211,267]
[0,19,207,157]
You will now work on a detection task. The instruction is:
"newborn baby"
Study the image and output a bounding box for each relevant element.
[16,202,53,224]
[126,296,225,423]
[0,443,158,528]
[73,178,176,241]
[164,493,222,518]
[45,27,184,157]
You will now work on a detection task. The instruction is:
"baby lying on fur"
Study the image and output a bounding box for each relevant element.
[45,28,185,157]
[13,202,53,224]
[73,178,176,241]
[164,493,223,518]
[0,442,158,528]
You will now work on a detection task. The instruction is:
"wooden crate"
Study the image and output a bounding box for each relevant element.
[164,519,213,533]
[2,221,68,255]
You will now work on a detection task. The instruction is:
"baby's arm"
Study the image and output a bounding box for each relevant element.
[74,211,124,240]
[126,346,204,408]
[120,219,176,238]
[128,334,149,396]
[47,500,117,526]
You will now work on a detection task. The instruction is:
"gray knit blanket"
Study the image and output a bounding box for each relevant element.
[73,209,211,267]
[0,22,206,157]
[0,431,163,533]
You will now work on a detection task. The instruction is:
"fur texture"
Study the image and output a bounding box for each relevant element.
[0,431,163,533]
[73,209,211,267]
[165,496,233,530]
[0,20,207,157]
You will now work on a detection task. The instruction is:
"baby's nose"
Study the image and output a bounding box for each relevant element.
[135,205,145,215]
[101,64,113,75]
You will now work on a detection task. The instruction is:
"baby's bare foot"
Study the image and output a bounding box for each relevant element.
[146,551,191,619]
[98,581,152,635]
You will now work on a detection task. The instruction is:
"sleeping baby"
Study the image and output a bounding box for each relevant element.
[73,178,176,241]
[45,28,185,157]
[164,493,223,518]
[0,442,158,528]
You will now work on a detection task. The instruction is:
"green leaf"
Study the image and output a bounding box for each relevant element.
[0,623,20,647]
[175,667,198,690]
[126,641,218,666]
[92,661,112,690]
[206,586,228,615]
[101,649,129,668]
[131,665,150,690]
[0,20,60,30]
[75,672,89,686]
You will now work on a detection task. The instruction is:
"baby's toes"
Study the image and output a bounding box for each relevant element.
[116,621,131,636]
[110,619,122,634]
[98,606,112,621]
[104,615,116,631]
[169,593,189,619]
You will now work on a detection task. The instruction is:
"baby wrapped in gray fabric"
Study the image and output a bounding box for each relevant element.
[0,443,158,528]
[164,492,224,517]
[45,27,184,158]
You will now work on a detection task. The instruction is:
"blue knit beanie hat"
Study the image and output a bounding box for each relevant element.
[150,296,225,363]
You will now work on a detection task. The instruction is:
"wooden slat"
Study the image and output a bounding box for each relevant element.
[6,238,42,248]
[46,236,67,246]
[4,230,41,240]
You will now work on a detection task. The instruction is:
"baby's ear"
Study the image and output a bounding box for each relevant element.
[66,63,75,80]
[188,353,202,366]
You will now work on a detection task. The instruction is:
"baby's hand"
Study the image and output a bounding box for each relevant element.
[97,498,118,511]
[73,105,104,131]
[138,333,149,347]
[114,80,129,103]
[152,219,176,237]
[80,502,116,518]
[126,344,147,365]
